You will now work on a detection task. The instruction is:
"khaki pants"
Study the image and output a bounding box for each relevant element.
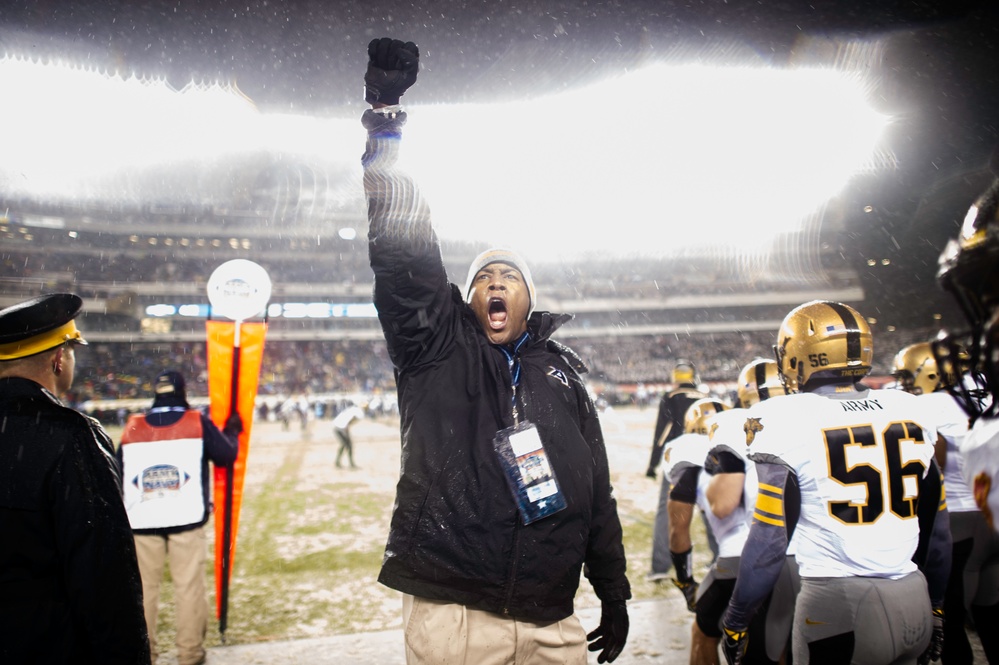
[402,594,587,665]
[135,527,209,665]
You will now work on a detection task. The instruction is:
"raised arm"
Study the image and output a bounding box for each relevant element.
[361,38,457,371]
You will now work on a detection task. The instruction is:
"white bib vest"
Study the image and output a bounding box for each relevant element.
[121,410,206,530]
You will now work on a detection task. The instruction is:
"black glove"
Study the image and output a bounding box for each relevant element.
[672,578,699,612]
[223,412,244,438]
[365,37,419,105]
[587,600,629,663]
[918,608,944,664]
[669,548,698,611]
[721,625,748,665]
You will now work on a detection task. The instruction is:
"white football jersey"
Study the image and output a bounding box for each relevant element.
[960,415,999,533]
[662,432,709,488]
[703,408,753,558]
[745,388,937,579]
[919,391,976,512]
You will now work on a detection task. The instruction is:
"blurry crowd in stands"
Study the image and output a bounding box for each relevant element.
[71,339,395,409]
[582,325,938,384]
[67,325,938,423]
[1,224,855,299]
[0,242,374,288]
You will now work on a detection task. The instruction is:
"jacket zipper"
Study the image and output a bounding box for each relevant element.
[503,519,521,614]
[500,332,530,614]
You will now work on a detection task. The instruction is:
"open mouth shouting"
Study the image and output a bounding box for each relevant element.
[468,262,530,345]
[488,297,508,330]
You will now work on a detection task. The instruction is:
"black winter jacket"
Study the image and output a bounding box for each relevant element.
[0,377,150,664]
[363,111,631,621]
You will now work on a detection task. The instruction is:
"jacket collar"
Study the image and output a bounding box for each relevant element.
[527,311,573,341]
[0,376,62,404]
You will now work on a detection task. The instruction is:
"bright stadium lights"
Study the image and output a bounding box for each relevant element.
[148,301,380,319]
[0,56,358,200]
[404,63,889,261]
[178,304,208,317]
[145,304,177,317]
[0,52,888,267]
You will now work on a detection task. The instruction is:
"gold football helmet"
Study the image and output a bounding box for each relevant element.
[736,358,789,407]
[672,360,697,386]
[774,300,873,393]
[892,342,942,395]
[683,397,729,435]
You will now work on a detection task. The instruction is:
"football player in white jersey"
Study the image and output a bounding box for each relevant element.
[894,342,999,664]
[721,301,951,665]
[665,397,729,609]
[662,397,733,664]
[686,360,796,665]
[935,161,999,660]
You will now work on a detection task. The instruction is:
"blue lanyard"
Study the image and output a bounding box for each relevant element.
[497,332,530,424]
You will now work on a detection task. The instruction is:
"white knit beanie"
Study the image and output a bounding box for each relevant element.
[463,248,536,317]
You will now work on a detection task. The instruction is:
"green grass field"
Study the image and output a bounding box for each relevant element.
[109,405,710,649]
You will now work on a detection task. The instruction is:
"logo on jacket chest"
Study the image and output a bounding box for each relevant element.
[547,366,570,388]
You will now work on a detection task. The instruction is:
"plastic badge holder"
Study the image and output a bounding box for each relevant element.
[494,421,567,524]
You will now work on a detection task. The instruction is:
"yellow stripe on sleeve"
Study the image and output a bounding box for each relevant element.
[758,482,783,496]
[753,484,785,526]
[756,493,783,517]
[753,512,785,527]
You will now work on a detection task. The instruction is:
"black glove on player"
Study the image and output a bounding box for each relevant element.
[721,625,748,665]
[223,411,244,438]
[670,547,699,611]
[672,578,700,612]
[364,37,419,105]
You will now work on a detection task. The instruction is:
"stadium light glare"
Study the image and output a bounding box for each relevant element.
[146,304,177,317]
[404,64,888,262]
[1,53,888,273]
[0,56,357,200]
[179,304,208,317]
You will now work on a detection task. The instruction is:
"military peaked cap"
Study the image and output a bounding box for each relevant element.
[0,293,88,360]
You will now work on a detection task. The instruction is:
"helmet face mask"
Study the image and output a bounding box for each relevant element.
[774,300,873,393]
[932,326,994,421]
[936,174,999,420]
[683,398,729,435]
[737,358,788,407]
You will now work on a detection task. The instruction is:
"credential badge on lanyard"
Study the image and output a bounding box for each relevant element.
[494,421,567,524]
